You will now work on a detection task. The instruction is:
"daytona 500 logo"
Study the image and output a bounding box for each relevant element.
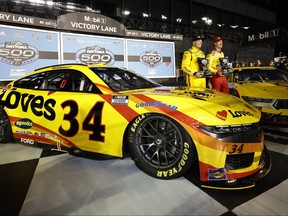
[75,45,115,65]
[140,50,163,67]
[0,41,39,66]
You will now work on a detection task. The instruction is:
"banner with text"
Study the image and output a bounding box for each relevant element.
[0,25,59,80]
[58,12,126,36]
[126,39,175,78]
[61,32,125,68]
[0,11,56,28]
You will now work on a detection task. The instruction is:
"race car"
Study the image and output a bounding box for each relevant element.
[228,66,288,130]
[0,64,270,189]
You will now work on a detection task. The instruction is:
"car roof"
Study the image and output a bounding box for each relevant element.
[35,63,114,72]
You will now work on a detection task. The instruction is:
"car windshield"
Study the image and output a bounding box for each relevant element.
[234,68,288,82]
[91,67,162,91]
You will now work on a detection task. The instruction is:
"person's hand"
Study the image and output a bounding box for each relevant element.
[194,72,201,78]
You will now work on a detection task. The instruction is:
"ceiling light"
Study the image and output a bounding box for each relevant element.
[122,10,130,16]
[162,15,167,20]
[143,13,149,18]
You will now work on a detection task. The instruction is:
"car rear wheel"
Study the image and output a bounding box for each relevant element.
[0,106,13,143]
[128,114,196,179]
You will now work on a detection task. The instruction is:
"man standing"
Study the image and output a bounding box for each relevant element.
[207,37,230,94]
[181,35,206,88]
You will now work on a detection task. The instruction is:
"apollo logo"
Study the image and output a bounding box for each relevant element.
[15,118,33,129]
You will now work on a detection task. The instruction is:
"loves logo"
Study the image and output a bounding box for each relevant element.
[216,110,227,121]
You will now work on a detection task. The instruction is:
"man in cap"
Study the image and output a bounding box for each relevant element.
[207,36,230,94]
[181,35,206,88]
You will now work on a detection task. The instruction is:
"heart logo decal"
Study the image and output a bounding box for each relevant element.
[216,110,227,121]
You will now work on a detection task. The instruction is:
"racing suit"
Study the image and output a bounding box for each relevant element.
[181,47,206,88]
[207,50,230,94]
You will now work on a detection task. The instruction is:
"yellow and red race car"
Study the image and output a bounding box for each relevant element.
[228,66,288,131]
[0,64,270,189]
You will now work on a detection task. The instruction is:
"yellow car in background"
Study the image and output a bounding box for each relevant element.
[0,64,270,189]
[228,66,288,131]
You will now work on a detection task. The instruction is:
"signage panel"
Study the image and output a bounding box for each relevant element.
[61,32,125,68]
[0,25,59,80]
[126,39,175,78]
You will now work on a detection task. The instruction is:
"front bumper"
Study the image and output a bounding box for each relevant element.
[200,146,271,190]
[260,112,288,127]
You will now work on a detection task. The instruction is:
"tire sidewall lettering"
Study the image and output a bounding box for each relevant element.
[156,141,190,178]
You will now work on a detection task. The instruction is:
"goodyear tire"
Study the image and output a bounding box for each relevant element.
[128,114,196,179]
[0,106,13,143]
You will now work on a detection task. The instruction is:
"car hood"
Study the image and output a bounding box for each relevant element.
[121,86,261,125]
[124,86,246,106]
[234,81,288,98]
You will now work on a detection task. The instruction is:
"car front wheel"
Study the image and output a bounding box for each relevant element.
[128,114,196,179]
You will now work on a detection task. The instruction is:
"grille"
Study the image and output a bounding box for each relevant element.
[225,152,254,170]
[273,99,288,109]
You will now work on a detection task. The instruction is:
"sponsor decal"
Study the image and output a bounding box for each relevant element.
[0,31,6,36]
[0,91,56,121]
[75,45,115,65]
[0,41,39,66]
[111,95,129,105]
[208,168,227,181]
[140,50,163,67]
[216,110,227,120]
[248,29,279,42]
[16,130,57,139]
[10,69,26,77]
[156,142,190,177]
[216,109,254,120]
[130,114,147,132]
[15,118,33,129]
[20,138,34,145]
[228,109,253,118]
[135,101,177,110]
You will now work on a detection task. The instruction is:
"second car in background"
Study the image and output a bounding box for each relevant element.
[228,66,288,130]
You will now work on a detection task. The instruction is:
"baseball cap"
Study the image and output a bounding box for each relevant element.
[192,35,205,41]
[213,36,223,43]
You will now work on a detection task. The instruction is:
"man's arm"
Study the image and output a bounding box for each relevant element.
[181,51,194,75]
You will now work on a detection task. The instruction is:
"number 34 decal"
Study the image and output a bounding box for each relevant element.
[229,144,244,154]
[58,100,105,141]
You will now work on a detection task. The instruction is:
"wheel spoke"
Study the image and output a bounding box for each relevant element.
[135,115,185,168]
[140,124,157,137]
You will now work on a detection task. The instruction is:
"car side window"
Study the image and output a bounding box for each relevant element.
[13,72,46,89]
[14,69,101,93]
[41,69,100,93]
